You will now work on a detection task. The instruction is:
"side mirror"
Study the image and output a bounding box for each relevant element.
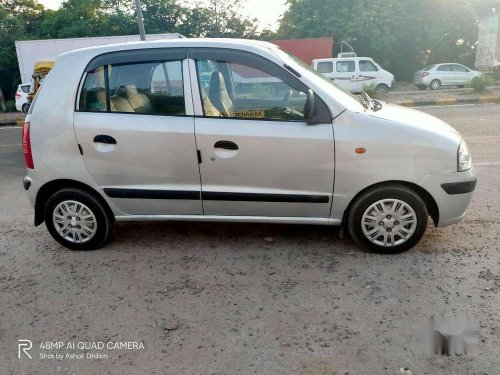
[304,89,315,123]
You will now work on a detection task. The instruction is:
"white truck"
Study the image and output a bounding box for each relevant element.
[15,33,184,83]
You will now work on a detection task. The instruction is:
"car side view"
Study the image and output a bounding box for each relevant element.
[413,63,482,90]
[23,39,477,253]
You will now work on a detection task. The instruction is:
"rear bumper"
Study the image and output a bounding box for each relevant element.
[418,168,477,227]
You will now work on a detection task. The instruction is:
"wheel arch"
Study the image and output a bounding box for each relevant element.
[34,179,114,226]
[341,180,439,228]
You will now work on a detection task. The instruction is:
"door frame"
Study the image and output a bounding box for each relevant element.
[186,48,335,219]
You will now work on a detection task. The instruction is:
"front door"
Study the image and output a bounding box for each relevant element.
[190,50,334,218]
[74,50,202,215]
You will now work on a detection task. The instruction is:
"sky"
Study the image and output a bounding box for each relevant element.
[38,0,287,31]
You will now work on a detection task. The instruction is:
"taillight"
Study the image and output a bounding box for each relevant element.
[22,122,34,169]
[15,92,21,99]
[422,72,429,77]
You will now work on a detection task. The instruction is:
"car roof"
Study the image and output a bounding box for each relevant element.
[313,57,372,62]
[59,38,277,60]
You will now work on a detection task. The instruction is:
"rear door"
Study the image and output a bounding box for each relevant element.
[190,49,334,218]
[74,49,202,215]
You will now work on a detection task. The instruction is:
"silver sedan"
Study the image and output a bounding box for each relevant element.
[413,63,482,90]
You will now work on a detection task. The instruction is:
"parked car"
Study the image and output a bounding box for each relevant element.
[15,83,31,113]
[312,56,395,94]
[413,63,482,90]
[23,39,476,253]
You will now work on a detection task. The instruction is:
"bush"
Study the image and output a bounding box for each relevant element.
[362,82,378,98]
[1,100,17,112]
[466,75,494,92]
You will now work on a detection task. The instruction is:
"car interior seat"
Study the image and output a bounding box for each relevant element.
[208,71,232,116]
[125,85,153,113]
[199,85,221,117]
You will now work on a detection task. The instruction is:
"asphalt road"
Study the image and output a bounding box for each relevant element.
[0,105,499,374]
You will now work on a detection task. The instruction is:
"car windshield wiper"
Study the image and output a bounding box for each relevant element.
[356,93,383,112]
[356,93,373,110]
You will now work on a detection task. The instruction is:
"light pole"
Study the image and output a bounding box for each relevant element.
[134,0,146,41]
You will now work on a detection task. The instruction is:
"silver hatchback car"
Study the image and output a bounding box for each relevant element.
[23,39,476,253]
[413,63,482,90]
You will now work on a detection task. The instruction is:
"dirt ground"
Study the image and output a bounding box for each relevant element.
[0,104,499,375]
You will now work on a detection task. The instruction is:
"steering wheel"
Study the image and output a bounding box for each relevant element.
[283,90,292,107]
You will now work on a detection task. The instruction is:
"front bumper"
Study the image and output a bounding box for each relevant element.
[418,168,477,227]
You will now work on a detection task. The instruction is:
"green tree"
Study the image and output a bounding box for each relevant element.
[0,0,45,97]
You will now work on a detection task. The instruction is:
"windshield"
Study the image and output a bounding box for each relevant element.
[272,48,366,113]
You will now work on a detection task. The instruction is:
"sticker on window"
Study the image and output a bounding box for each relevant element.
[229,110,265,118]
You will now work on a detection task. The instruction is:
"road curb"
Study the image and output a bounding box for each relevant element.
[395,95,500,107]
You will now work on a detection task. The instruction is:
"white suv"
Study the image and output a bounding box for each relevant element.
[23,39,476,253]
[413,63,482,90]
[15,83,31,113]
[312,57,395,94]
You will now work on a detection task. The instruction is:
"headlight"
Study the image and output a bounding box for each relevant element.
[458,141,472,171]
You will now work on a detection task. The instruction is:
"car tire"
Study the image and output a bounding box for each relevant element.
[347,185,428,254]
[430,79,441,90]
[44,188,113,250]
[22,103,29,114]
[375,84,389,95]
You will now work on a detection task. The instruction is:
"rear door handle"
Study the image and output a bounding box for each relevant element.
[214,140,238,150]
[93,135,117,144]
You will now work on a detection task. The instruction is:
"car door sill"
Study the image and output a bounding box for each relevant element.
[114,215,340,225]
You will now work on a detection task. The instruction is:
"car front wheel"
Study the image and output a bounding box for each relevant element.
[348,185,428,253]
[44,188,112,250]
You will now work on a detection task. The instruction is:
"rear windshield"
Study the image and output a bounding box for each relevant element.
[21,85,30,93]
[423,65,436,71]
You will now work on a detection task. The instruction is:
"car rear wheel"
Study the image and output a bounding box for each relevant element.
[44,188,112,250]
[347,185,428,253]
[22,103,29,113]
[375,84,389,95]
[430,79,441,90]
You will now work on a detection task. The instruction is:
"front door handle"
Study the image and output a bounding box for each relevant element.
[93,135,117,144]
[214,140,238,150]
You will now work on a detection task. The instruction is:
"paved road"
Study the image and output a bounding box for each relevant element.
[0,105,499,374]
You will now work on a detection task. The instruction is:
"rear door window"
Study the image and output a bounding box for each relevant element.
[336,61,355,73]
[79,59,185,115]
